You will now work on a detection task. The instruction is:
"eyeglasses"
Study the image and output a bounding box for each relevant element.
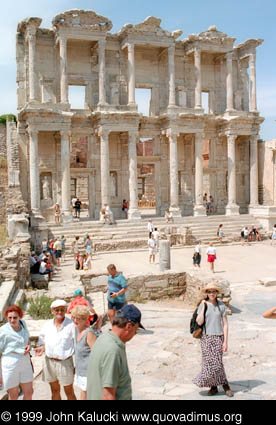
[53,308,66,312]
[207,290,217,294]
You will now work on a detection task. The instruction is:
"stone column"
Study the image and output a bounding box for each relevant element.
[27,31,37,101]
[249,135,259,207]
[59,38,68,104]
[60,130,72,221]
[100,130,110,208]
[168,45,176,107]
[226,51,234,111]
[226,134,240,215]
[127,43,136,105]
[98,39,107,106]
[249,52,257,112]
[128,132,141,220]
[168,132,181,216]
[194,133,206,216]
[194,49,202,109]
[28,128,40,212]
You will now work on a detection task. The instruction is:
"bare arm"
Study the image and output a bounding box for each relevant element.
[86,332,97,350]
[196,301,206,326]
[102,387,116,400]
[222,315,228,352]
[263,306,276,319]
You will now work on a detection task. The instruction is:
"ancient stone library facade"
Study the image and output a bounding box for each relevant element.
[7,9,275,233]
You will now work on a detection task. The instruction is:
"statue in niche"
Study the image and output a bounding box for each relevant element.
[110,172,117,197]
[42,176,51,200]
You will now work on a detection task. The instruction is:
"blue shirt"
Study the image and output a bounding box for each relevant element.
[107,273,127,303]
[0,320,29,356]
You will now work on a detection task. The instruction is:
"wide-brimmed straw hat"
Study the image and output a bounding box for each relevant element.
[202,282,222,296]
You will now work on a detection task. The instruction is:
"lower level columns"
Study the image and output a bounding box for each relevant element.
[226,134,239,215]
[168,132,181,217]
[60,131,72,222]
[100,130,110,209]
[249,134,259,211]
[194,133,206,216]
[128,132,141,220]
[28,128,40,213]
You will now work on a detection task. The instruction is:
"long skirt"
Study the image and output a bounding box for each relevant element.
[193,335,228,388]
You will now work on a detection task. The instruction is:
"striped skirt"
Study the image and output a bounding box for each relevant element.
[193,335,228,388]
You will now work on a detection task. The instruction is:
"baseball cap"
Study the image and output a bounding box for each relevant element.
[117,304,145,329]
[51,299,67,309]
[74,289,83,296]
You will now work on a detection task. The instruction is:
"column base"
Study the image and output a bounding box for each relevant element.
[127,209,141,220]
[169,207,182,217]
[225,204,240,216]
[62,211,73,223]
[127,103,138,112]
[193,204,206,217]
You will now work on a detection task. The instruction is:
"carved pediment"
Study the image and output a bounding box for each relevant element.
[52,9,112,32]
[187,26,235,44]
[119,16,183,39]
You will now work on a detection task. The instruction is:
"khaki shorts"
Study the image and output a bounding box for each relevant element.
[42,356,74,387]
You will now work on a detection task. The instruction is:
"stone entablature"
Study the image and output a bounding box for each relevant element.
[13,9,265,234]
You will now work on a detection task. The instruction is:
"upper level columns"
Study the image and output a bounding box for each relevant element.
[249,52,257,112]
[100,130,110,208]
[28,128,40,212]
[59,38,68,104]
[26,30,37,101]
[60,130,72,220]
[127,43,136,105]
[226,134,239,215]
[194,133,206,216]
[249,134,259,207]
[168,45,176,107]
[128,132,141,220]
[168,131,181,216]
[226,51,234,111]
[194,49,202,109]
[98,39,107,106]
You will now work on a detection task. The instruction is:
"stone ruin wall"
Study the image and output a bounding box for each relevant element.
[73,269,231,313]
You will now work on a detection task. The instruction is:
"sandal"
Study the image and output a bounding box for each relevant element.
[223,384,234,397]
[207,386,218,396]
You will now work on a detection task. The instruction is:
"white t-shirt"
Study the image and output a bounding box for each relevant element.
[39,261,47,273]
[148,238,156,248]
[194,245,201,254]
[206,246,216,255]
[147,222,154,232]
[152,231,159,240]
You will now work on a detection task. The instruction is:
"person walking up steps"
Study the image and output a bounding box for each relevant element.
[193,283,233,397]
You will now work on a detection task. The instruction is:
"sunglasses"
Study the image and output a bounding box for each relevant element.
[207,290,217,294]
[53,308,66,312]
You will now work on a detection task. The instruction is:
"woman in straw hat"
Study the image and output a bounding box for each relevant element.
[192,282,233,397]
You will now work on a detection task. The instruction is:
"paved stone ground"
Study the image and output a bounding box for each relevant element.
[24,240,276,399]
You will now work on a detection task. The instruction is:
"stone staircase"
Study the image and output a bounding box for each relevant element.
[47,214,264,254]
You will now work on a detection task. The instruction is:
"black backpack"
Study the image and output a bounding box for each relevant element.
[190,303,208,338]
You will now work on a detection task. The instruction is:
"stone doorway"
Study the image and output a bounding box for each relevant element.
[137,163,156,212]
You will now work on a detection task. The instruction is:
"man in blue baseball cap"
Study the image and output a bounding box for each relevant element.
[87,304,144,400]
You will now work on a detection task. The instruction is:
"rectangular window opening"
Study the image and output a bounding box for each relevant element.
[135,88,151,116]
[69,85,86,109]
[202,92,209,114]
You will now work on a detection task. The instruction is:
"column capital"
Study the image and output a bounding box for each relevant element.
[166,129,179,140]
[97,127,110,138]
[27,126,39,137]
[60,129,71,138]
[226,133,237,143]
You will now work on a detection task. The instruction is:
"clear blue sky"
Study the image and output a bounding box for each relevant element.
[0,0,275,140]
